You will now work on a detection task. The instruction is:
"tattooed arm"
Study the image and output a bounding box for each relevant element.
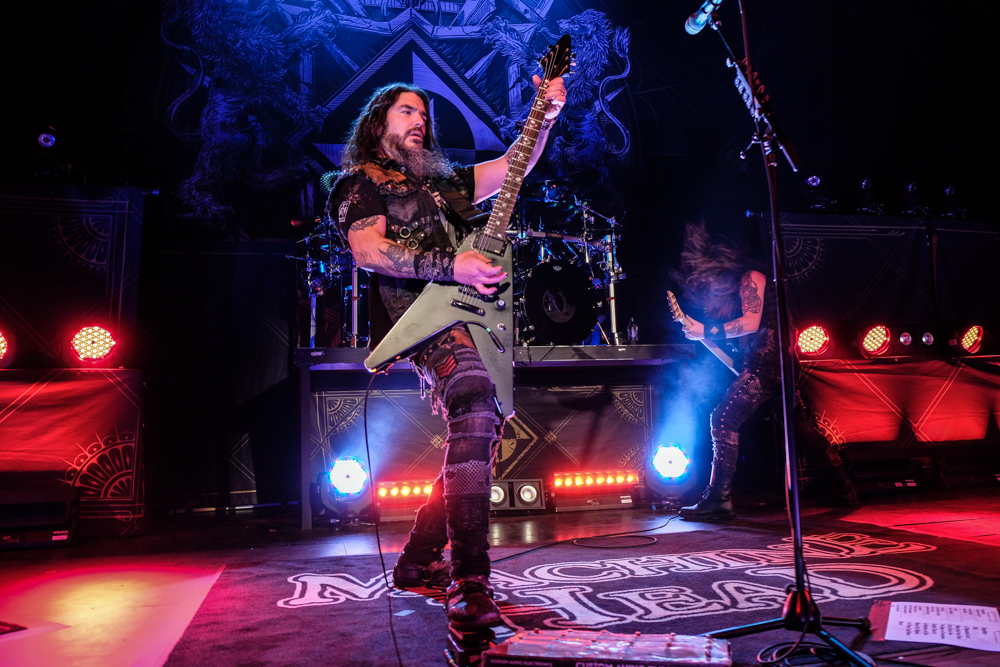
[682,271,766,340]
[722,270,766,337]
[347,214,507,295]
[472,75,567,203]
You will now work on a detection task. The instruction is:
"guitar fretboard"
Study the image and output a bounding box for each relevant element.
[475,83,553,256]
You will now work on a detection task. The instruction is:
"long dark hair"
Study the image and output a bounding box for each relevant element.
[670,221,749,320]
[341,84,436,168]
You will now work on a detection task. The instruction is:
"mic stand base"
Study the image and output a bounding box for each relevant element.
[702,587,871,643]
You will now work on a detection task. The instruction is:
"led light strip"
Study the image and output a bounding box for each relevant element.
[552,470,639,488]
[377,481,436,499]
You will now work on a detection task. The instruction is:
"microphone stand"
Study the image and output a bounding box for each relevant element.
[698,7,872,665]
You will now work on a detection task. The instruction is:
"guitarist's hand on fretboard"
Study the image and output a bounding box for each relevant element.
[681,316,705,341]
[531,74,568,119]
[666,289,738,375]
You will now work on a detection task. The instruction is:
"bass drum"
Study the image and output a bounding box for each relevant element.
[521,260,598,345]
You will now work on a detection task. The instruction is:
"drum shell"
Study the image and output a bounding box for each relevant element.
[520,260,598,345]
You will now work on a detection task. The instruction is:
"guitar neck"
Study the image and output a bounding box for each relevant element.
[700,338,739,375]
[668,291,739,376]
[475,86,551,252]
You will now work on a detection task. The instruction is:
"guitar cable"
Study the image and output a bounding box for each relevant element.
[361,368,407,667]
[361,368,391,587]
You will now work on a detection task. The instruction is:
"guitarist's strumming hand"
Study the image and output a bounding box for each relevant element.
[455,250,507,295]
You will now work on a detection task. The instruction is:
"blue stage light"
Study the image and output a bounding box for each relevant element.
[329,457,368,496]
[651,444,690,479]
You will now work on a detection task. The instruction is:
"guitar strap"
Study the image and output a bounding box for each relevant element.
[397,170,490,240]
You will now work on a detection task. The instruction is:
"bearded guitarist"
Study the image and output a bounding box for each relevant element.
[324,74,567,630]
[670,222,858,520]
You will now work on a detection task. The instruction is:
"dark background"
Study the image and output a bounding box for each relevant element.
[4,2,996,338]
[2,1,997,509]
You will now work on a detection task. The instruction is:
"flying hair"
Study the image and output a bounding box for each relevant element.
[670,221,748,320]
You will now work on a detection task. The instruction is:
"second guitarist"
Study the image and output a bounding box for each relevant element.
[325,77,566,630]
[671,222,858,520]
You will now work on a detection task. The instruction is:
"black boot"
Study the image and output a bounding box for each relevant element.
[392,552,451,589]
[821,464,860,508]
[679,466,735,520]
[445,575,501,630]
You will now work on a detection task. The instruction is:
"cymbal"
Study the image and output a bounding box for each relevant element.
[522,179,578,202]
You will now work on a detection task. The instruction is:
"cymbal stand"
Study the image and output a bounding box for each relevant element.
[286,248,325,348]
[581,203,623,345]
[697,7,871,665]
[349,261,360,347]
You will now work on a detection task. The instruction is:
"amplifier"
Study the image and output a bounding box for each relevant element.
[0,487,79,549]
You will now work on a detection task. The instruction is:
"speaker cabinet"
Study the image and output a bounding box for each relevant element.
[491,479,545,513]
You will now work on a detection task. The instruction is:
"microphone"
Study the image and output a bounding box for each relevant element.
[685,0,724,35]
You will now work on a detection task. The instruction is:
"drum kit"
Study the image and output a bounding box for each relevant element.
[293,179,628,348]
[507,179,627,346]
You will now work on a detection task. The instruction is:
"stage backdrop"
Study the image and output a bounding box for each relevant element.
[142,240,299,511]
[0,369,144,535]
[798,358,1000,489]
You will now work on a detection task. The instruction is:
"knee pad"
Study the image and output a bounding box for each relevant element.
[444,372,497,420]
[441,361,501,464]
[442,459,491,497]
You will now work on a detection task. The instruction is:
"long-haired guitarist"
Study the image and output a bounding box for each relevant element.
[670,222,858,520]
[324,77,566,630]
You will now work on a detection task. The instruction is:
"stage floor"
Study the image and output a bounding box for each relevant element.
[1,488,998,666]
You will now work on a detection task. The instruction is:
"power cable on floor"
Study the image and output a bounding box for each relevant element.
[491,512,682,564]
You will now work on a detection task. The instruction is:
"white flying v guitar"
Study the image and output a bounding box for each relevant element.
[364,35,573,418]
[666,290,739,375]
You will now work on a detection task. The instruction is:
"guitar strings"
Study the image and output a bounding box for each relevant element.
[456,53,559,310]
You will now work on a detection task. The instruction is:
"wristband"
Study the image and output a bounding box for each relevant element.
[414,248,455,282]
[704,320,726,340]
[540,117,557,132]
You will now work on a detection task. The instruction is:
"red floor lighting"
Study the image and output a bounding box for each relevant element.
[70,326,117,363]
[960,325,983,354]
[861,325,891,357]
[797,325,830,356]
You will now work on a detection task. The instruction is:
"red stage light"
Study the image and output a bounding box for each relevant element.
[797,325,830,356]
[71,326,117,362]
[0,330,12,368]
[961,326,983,354]
[861,325,891,356]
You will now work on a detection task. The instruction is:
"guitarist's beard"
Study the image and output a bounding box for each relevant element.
[381,132,454,180]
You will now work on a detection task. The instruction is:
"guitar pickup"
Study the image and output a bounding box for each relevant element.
[478,235,508,257]
[450,299,485,317]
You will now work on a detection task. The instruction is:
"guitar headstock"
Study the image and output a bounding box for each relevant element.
[538,34,572,83]
[666,290,685,323]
